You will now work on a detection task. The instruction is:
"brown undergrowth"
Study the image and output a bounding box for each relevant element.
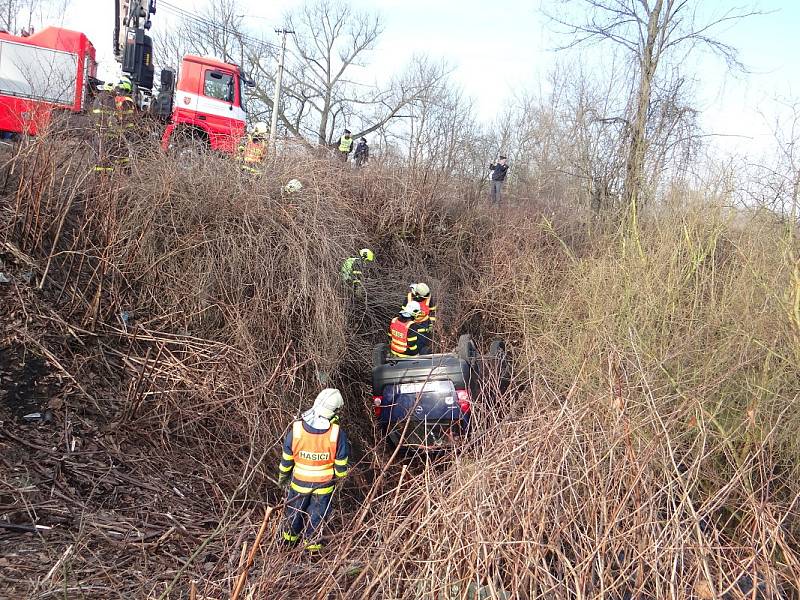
[0,132,798,598]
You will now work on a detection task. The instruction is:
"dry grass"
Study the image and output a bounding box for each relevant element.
[0,130,798,599]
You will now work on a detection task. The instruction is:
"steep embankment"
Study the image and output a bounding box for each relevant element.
[1,135,798,598]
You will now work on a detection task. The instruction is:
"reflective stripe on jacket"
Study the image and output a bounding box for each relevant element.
[279,420,349,494]
[243,140,266,164]
[405,293,437,324]
[115,95,135,114]
[389,317,418,357]
[338,136,353,152]
[291,420,339,484]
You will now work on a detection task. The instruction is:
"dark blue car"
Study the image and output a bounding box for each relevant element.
[371,335,508,450]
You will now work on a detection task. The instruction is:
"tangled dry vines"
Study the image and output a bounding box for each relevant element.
[0,132,798,598]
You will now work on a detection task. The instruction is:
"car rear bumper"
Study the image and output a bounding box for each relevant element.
[383,419,468,449]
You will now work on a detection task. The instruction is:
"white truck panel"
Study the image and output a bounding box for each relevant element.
[0,40,78,105]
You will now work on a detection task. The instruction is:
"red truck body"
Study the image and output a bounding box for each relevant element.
[0,26,246,154]
[0,27,96,135]
[161,55,247,154]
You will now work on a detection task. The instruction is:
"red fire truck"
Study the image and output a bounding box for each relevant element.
[0,27,97,135]
[157,54,247,154]
[0,1,247,154]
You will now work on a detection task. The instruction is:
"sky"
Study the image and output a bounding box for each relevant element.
[53,0,800,156]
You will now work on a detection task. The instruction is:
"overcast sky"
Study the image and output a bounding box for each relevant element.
[58,0,800,157]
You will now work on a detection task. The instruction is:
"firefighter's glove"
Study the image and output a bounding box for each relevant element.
[277,474,290,488]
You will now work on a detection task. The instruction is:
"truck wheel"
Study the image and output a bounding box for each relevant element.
[169,127,207,159]
[457,334,477,362]
[372,343,388,368]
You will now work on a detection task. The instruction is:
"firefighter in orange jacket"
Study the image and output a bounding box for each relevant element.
[405,283,436,354]
[278,389,349,552]
[389,302,427,357]
[238,122,268,175]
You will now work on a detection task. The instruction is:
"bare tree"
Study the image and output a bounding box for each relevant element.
[155,0,278,122]
[738,101,800,222]
[0,0,66,34]
[158,0,446,149]
[271,0,448,145]
[546,0,761,221]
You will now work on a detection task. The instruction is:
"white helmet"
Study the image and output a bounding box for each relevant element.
[410,282,431,300]
[285,178,303,193]
[312,388,343,419]
[400,300,422,319]
[251,122,268,136]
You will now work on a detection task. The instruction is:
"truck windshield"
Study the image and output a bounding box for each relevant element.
[203,70,233,103]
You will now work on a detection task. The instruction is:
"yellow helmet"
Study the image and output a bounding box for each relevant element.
[117,76,132,93]
[360,248,374,262]
[251,122,268,136]
[410,282,431,300]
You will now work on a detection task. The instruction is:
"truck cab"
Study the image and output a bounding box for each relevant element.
[160,55,246,155]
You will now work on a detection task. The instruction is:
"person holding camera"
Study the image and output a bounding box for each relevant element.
[489,155,509,204]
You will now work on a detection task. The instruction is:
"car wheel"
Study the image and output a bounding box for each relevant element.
[488,339,511,389]
[457,334,477,362]
[372,343,388,368]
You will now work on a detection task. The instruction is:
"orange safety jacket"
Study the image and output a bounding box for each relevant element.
[242,140,266,164]
[405,293,437,324]
[389,317,418,357]
[290,420,340,485]
[114,95,135,113]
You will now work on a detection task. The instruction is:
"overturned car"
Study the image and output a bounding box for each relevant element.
[371,335,510,450]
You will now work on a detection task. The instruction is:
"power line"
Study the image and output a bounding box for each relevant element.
[159,1,279,50]
[158,0,281,54]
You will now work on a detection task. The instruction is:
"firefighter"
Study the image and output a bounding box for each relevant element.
[340,248,374,289]
[388,302,425,358]
[406,282,437,353]
[238,122,268,175]
[92,77,136,173]
[89,82,116,173]
[278,388,349,552]
[336,129,353,162]
[114,77,136,116]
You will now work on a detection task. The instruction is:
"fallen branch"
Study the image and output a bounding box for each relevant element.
[230,506,274,600]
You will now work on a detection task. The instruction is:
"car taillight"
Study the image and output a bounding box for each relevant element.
[456,389,471,414]
[372,395,383,417]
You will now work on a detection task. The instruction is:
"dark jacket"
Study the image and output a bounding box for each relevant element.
[490,162,509,181]
[354,140,369,165]
[354,140,369,158]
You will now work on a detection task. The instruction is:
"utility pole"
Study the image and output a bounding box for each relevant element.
[269,28,293,155]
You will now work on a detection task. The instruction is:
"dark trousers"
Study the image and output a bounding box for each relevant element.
[283,488,333,540]
[490,180,504,203]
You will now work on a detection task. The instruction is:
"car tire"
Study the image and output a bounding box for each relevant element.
[372,343,388,368]
[488,339,511,390]
[457,334,477,362]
